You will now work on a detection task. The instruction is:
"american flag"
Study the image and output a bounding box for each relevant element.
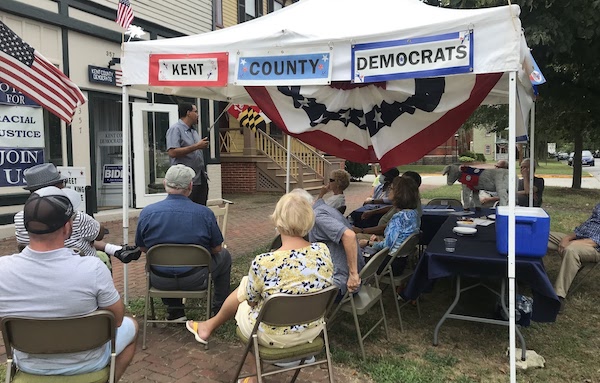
[116,0,135,30]
[0,21,85,124]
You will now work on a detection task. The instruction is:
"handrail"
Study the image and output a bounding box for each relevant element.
[255,130,312,179]
[219,128,243,153]
[290,139,332,178]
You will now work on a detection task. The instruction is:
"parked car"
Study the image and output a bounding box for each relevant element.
[568,150,595,166]
[556,152,569,161]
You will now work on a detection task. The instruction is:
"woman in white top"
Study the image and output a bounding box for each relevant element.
[318,169,350,210]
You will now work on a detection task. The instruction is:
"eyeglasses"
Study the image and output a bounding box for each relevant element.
[520,165,529,169]
[329,178,335,182]
[190,109,198,114]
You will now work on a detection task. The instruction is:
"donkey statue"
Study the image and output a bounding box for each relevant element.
[442,164,509,208]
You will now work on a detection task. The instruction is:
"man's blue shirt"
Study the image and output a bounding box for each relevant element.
[135,194,223,274]
[575,203,600,248]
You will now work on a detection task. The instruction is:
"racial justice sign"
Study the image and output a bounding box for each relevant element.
[352,30,473,83]
[148,53,228,87]
[235,51,332,85]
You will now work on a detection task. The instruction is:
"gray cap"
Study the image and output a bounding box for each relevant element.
[23,163,67,191]
[164,165,195,189]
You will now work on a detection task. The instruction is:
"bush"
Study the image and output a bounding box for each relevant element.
[475,153,487,162]
[345,161,370,180]
[459,156,475,163]
[459,150,476,159]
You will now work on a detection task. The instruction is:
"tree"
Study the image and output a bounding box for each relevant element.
[437,0,600,188]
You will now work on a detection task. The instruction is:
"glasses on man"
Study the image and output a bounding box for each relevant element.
[329,178,335,182]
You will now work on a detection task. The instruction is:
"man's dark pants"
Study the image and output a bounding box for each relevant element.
[149,249,231,316]
[189,175,209,205]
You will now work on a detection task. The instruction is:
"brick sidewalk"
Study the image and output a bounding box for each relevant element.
[0,180,382,382]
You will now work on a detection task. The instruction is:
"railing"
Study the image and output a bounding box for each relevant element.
[219,128,243,154]
[255,129,304,178]
[290,139,331,178]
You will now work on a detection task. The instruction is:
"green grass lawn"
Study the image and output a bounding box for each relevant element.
[128,186,600,383]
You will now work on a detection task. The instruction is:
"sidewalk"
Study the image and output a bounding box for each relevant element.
[0,181,376,383]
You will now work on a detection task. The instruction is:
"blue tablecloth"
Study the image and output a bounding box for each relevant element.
[403,215,560,323]
[420,207,494,245]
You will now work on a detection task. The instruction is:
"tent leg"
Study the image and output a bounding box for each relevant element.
[122,84,130,304]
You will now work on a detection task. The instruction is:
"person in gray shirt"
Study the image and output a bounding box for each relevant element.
[166,103,210,205]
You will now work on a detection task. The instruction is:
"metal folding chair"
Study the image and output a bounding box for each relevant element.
[328,247,390,359]
[377,233,421,332]
[232,285,339,383]
[143,244,212,350]
[568,261,600,296]
[1,310,116,383]
[427,198,463,207]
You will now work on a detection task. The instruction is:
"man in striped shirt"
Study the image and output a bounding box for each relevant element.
[14,163,141,268]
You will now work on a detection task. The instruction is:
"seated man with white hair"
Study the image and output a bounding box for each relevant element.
[292,188,364,299]
[135,164,232,321]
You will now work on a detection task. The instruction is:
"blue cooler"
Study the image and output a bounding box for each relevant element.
[496,206,550,258]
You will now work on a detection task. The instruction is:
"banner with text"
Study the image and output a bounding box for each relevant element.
[352,30,473,83]
[148,53,228,87]
[0,104,46,187]
[0,81,39,107]
[235,50,332,85]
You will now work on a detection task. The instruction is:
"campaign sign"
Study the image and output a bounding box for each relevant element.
[0,82,39,107]
[352,30,474,83]
[148,53,228,87]
[235,51,332,85]
[0,147,44,187]
[57,166,87,212]
[103,164,123,184]
[97,131,123,146]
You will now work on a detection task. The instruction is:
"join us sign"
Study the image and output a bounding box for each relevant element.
[235,50,332,85]
[352,30,474,83]
[148,53,228,87]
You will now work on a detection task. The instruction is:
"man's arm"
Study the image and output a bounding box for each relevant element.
[100,299,125,327]
[353,224,386,236]
[167,137,208,159]
[341,228,361,292]
[210,245,222,254]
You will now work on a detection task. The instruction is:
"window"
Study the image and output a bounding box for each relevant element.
[268,0,283,12]
[239,0,262,22]
[485,145,491,155]
[214,0,223,27]
[246,0,256,18]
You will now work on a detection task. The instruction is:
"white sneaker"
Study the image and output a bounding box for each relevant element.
[274,356,316,368]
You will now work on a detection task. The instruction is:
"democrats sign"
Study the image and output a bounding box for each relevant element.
[352,30,474,83]
[235,50,332,85]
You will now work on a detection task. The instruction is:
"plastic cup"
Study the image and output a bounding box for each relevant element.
[444,238,457,253]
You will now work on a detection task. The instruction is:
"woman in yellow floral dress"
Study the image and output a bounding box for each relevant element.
[186,191,334,353]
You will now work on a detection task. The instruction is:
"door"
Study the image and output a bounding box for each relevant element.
[132,103,178,207]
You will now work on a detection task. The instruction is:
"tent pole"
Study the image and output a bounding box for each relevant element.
[528,102,535,207]
[122,84,130,304]
[508,71,518,382]
[286,135,291,192]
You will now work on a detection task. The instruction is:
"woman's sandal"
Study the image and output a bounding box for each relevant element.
[185,320,208,345]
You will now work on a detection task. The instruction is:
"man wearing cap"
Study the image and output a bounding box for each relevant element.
[0,186,138,380]
[135,164,231,321]
[166,103,210,205]
[14,163,141,268]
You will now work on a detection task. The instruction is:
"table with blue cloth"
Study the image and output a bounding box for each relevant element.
[420,206,494,245]
[403,215,560,360]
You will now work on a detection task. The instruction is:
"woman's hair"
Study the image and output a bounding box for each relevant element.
[402,170,422,187]
[271,192,315,237]
[390,176,419,209]
[330,169,350,191]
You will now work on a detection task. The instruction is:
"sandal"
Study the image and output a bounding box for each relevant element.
[185,320,208,345]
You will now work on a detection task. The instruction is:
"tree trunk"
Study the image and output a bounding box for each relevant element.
[572,133,583,189]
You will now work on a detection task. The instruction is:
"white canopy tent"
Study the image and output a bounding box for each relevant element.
[120,0,542,379]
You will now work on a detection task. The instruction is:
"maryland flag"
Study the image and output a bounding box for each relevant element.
[227,104,269,132]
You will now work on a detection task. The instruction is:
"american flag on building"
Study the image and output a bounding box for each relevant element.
[116,0,135,30]
[0,20,86,124]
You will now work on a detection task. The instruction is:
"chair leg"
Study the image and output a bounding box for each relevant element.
[150,297,156,325]
[142,293,149,350]
[416,297,421,318]
[392,283,404,332]
[253,336,263,383]
[289,358,305,383]
[231,335,254,383]
[350,300,366,360]
[378,294,390,341]
[323,327,335,383]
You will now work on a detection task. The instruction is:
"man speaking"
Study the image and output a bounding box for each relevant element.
[166,102,210,205]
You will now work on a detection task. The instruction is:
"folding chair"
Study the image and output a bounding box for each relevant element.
[1,310,116,383]
[568,261,600,296]
[328,247,390,359]
[143,244,212,350]
[427,198,463,207]
[377,233,421,332]
[207,199,232,247]
[337,205,347,215]
[232,285,339,383]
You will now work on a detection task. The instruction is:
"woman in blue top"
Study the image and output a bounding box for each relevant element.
[359,176,420,275]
